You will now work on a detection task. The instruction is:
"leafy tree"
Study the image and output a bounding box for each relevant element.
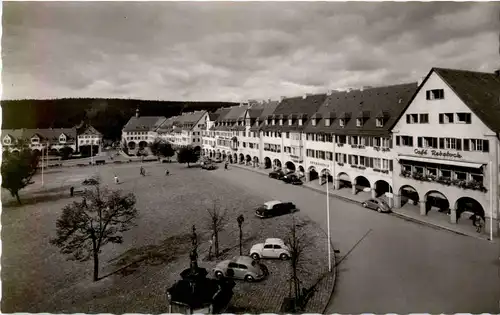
[120,140,129,155]
[150,138,175,161]
[286,216,313,311]
[1,149,39,204]
[50,183,138,281]
[176,146,198,167]
[206,199,228,258]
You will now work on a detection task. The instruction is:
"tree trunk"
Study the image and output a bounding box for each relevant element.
[93,249,99,281]
[214,231,219,256]
[187,162,190,168]
[15,192,22,205]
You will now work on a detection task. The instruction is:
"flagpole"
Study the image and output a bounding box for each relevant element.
[41,146,44,186]
[326,172,332,272]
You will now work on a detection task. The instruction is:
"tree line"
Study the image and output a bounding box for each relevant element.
[1,98,236,141]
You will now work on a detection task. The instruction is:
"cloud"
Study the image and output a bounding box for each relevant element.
[2,2,499,102]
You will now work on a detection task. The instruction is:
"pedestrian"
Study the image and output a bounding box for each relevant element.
[70,186,74,197]
[224,162,228,170]
[476,215,484,233]
[165,169,170,176]
[114,174,119,184]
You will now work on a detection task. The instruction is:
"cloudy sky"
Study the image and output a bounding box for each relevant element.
[2,1,499,102]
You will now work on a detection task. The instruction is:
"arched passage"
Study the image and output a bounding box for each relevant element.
[354,176,370,190]
[246,154,251,162]
[138,141,148,149]
[273,159,282,169]
[222,152,227,159]
[32,149,41,156]
[425,190,449,214]
[308,166,318,182]
[233,153,237,163]
[264,157,272,169]
[374,180,392,197]
[228,154,233,163]
[239,153,244,163]
[285,161,296,172]
[128,141,136,150]
[337,172,351,189]
[455,197,485,219]
[321,168,333,183]
[399,185,419,206]
[298,166,305,178]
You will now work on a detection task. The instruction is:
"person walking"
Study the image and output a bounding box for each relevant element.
[165,169,170,176]
[475,215,484,233]
[114,174,119,184]
[224,162,228,170]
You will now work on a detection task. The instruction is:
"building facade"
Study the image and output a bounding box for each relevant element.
[391,68,500,236]
[121,108,166,152]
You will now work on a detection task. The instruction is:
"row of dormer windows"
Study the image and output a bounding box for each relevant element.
[396,135,490,152]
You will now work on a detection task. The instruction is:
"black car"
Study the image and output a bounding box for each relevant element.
[202,163,217,170]
[82,178,99,185]
[255,200,298,218]
[269,170,285,179]
[287,175,303,185]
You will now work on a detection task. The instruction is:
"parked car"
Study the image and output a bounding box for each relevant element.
[255,200,298,218]
[361,198,391,213]
[282,174,303,185]
[213,256,268,282]
[82,178,99,185]
[269,170,285,179]
[213,158,223,163]
[250,238,290,260]
[202,163,217,170]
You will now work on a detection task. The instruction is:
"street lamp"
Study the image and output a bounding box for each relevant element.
[326,170,332,272]
[237,215,244,256]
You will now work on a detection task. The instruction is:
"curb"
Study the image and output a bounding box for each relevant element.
[230,164,491,242]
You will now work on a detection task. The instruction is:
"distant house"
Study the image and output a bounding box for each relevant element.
[121,108,166,151]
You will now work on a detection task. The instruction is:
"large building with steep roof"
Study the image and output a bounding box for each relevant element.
[391,67,500,236]
[121,108,166,151]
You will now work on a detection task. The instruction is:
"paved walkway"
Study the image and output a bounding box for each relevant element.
[229,163,492,241]
[213,164,499,313]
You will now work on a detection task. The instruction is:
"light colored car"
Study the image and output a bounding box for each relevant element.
[362,198,391,213]
[213,255,268,282]
[250,238,290,260]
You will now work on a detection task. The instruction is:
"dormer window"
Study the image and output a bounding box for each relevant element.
[299,119,303,126]
[376,118,384,127]
[59,134,66,143]
[325,119,330,127]
[3,136,11,145]
[312,119,316,126]
[265,119,269,125]
[356,119,362,127]
[272,119,275,125]
[339,119,345,127]
[288,118,292,125]
[279,119,283,125]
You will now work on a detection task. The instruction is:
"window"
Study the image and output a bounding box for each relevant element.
[471,173,483,183]
[272,119,275,125]
[374,137,381,147]
[455,171,467,180]
[373,158,381,169]
[406,114,418,124]
[440,169,451,178]
[325,118,330,126]
[444,137,456,150]
[356,118,362,127]
[350,136,358,145]
[426,89,444,100]
[381,138,390,148]
[336,135,347,144]
[397,136,413,147]
[279,119,283,125]
[351,155,359,165]
[376,118,383,127]
[464,139,489,152]
[439,113,454,124]
[456,113,471,124]
[326,152,333,161]
[312,119,317,126]
[288,119,292,125]
[419,114,429,123]
[298,119,303,126]
[427,167,437,176]
[339,119,345,127]
[423,137,438,148]
[382,159,389,170]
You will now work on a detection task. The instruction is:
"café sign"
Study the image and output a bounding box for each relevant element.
[414,149,462,159]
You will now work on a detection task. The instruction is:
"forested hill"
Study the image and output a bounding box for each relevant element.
[1,98,237,140]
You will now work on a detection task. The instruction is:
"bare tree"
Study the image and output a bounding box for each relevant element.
[50,183,138,281]
[285,215,312,310]
[206,199,228,258]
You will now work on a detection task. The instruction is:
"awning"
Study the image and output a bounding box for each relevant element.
[398,155,484,168]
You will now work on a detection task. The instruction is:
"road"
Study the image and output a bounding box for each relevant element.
[210,166,499,313]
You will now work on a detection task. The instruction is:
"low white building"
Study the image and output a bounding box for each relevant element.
[121,108,166,152]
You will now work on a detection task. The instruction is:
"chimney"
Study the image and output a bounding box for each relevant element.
[135,108,140,118]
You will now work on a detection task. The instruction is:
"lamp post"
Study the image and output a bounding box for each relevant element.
[237,215,244,256]
[326,171,332,272]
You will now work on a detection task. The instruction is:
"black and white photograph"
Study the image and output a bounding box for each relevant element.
[1,1,500,313]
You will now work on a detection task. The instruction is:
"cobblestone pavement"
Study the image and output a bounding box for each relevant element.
[210,165,500,313]
[1,161,333,313]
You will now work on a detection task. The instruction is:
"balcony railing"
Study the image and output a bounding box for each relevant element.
[400,171,487,192]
